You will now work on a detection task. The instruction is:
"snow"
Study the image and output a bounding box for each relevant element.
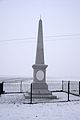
[0,101,80,120]
[0,93,80,120]
[0,92,80,104]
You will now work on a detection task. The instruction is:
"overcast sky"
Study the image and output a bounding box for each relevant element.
[0,0,80,79]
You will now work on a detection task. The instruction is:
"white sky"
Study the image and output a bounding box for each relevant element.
[0,0,80,79]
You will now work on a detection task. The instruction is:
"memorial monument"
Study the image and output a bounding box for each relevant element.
[32,18,56,98]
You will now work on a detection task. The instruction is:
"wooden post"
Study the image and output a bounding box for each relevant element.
[20,81,22,93]
[68,81,70,101]
[62,80,63,91]
[79,81,80,95]
[30,83,32,104]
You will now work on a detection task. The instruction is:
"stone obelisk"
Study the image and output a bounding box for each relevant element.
[32,18,53,98]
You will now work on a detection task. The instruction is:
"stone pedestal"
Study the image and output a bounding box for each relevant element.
[31,82,56,99]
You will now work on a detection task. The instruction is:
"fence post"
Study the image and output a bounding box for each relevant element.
[20,81,22,93]
[0,82,4,95]
[68,81,70,101]
[62,80,63,91]
[79,81,80,95]
[30,83,32,104]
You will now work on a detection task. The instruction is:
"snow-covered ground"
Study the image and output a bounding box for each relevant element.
[0,100,80,120]
[0,92,80,104]
[0,93,80,120]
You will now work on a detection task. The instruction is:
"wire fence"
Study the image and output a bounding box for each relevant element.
[62,81,80,96]
[29,81,80,103]
[0,80,80,104]
[3,81,31,93]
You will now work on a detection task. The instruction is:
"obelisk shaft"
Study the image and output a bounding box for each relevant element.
[35,19,44,64]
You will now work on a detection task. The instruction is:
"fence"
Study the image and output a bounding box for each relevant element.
[0,79,80,104]
[0,80,62,94]
[3,81,31,94]
[29,81,80,104]
[62,81,80,96]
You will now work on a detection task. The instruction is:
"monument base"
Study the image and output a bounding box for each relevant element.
[30,82,57,99]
